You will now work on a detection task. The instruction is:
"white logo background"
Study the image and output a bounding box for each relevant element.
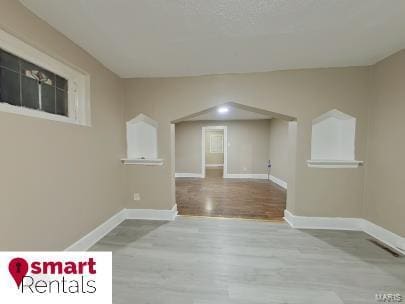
[0,252,111,304]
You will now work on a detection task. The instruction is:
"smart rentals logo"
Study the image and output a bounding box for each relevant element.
[8,257,97,294]
[1,252,111,304]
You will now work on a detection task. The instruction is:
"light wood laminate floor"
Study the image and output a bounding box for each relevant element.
[91,217,405,304]
[176,168,286,220]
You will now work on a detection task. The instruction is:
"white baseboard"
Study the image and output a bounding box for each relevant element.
[65,209,127,251]
[205,164,224,168]
[269,175,288,189]
[360,219,405,253]
[65,205,178,251]
[126,204,178,221]
[284,210,405,254]
[224,173,268,179]
[175,171,287,189]
[175,173,203,178]
[284,210,360,231]
[223,173,288,189]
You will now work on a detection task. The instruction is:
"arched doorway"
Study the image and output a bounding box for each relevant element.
[171,102,297,220]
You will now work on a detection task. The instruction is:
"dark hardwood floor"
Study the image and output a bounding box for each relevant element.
[176,168,286,220]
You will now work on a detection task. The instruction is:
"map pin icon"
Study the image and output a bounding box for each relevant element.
[9,258,29,288]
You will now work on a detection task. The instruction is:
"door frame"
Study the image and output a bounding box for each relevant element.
[201,126,228,178]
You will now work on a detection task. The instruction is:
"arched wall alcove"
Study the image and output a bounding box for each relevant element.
[308,109,363,168]
[122,113,163,165]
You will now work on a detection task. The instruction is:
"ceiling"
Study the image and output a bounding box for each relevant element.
[20,0,405,78]
[186,104,272,121]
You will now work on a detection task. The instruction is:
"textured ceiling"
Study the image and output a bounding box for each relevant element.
[186,105,272,121]
[20,0,405,78]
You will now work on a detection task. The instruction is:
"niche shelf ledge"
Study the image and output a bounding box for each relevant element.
[307,160,363,168]
[121,158,164,166]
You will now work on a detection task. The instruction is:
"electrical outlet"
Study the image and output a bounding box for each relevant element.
[133,193,141,201]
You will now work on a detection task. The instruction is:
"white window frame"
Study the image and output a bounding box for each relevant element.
[0,29,91,126]
[209,134,224,153]
[202,126,227,178]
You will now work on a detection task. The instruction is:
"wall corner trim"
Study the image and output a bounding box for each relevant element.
[64,209,127,252]
[65,205,178,251]
[284,210,405,255]
[268,175,288,189]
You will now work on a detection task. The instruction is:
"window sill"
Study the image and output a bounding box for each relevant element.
[0,102,88,126]
[307,160,364,168]
[121,158,164,166]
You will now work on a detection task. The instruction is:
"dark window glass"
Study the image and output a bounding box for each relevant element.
[0,48,68,117]
[0,49,19,72]
[41,83,56,114]
[20,60,55,85]
[0,67,20,106]
[56,88,68,116]
[21,76,39,109]
[55,75,67,90]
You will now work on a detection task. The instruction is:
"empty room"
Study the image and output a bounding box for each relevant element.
[175,103,290,219]
[1,1,405,304]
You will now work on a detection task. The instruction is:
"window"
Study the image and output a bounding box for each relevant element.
[1,48,68,116]
[210,134,223,153]
[0,29,90,125]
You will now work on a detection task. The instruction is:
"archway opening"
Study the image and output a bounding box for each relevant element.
[171,102,297,220]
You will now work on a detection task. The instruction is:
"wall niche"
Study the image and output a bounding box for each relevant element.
[121,114,163,165]
[307,109,363,168]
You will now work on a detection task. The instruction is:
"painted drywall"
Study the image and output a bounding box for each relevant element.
[175,121,201,174]
[4,0,404,244]
[268,118,289,183]
[0,0,126,250]
[175,120,271,175]
[364,50,405,237]
[226,120,271,174]
[205,130,224,165]
[123,66,370,218]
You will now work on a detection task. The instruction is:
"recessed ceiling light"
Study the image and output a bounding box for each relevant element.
[217,107,229,114]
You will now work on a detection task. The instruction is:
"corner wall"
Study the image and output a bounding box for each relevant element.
[268,118,289,183]
[364,50,405,237]
[0,0,126,250]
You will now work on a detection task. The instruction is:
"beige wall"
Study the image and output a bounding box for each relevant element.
[2,0,404,247]
[123,67,370,219]
[226,120,271,174]
[175,120,271,175]
[364,50,405,236]
[205,130,224,165]
[175,121,201,173]
[268,118,289,183]
[0,0,126,250]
